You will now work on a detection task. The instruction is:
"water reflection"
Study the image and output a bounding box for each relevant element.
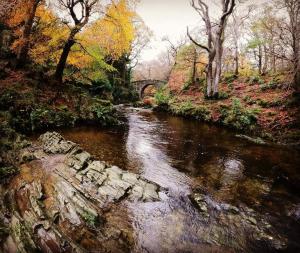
[60,107,300,252]
[60,106,300,211]
[126,110,191,194]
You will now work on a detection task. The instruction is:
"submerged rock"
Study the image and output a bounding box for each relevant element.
[190,191,287,251]
[235,134,267,145]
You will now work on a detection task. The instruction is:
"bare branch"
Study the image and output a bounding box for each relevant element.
[187,27,210,53]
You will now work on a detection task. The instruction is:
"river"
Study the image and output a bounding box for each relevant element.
[57,107,300,253]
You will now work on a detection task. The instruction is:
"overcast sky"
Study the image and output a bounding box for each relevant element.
[136,0,267,62]
[136,0,201,62]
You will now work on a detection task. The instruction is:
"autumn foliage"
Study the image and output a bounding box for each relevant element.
[1,0,147,84]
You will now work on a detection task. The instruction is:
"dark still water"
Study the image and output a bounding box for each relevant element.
[60,107,300,253]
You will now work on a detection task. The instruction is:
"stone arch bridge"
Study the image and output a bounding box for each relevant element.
[132,79,167,99]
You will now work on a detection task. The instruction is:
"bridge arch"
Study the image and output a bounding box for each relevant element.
[132,79,167,99]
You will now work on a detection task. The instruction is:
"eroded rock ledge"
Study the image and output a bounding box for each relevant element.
[0,132,162,253]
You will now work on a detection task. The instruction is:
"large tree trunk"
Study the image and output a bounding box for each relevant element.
[262,45,268,75]
[191,47,197,84]
[293,21,300,92]
[55,35,75,83]
[189,0,235,98]
[294,40,300,91]
[234,41,239,76]
[258,45,262,75]
[206,62,213,97]
[213,35,223,97]
[16,0,39,68]
[271,45,276,73]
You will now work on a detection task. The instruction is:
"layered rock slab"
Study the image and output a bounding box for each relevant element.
[0,132,161,253]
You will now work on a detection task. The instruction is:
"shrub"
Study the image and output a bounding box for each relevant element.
[256,99,269,108]
[220,98,259,130]
[192,105,211,121]
[223,73,237,83]
[256,98,282,108]
[243,95,255,105]
[90,103,118,126]
[218,91,230,99]
[248,75,264,85]
[169,101,212,121]
[155,89,171,106]
[0,89,20,110]
[30,106,77,131]
[182,82,190,91]
[170,100,193,115]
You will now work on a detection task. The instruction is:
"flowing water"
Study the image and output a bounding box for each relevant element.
[59,107,300,253]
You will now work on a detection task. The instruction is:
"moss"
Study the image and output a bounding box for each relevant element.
[0,166,19,182]
[81,211,98,227]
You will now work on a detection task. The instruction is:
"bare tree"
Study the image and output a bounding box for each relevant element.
[55,0,99,83]
[162,35,187,70]
[227,7,252,76]
[188,0,236,98]
[284,0,300,91]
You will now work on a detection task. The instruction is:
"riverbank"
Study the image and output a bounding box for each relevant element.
[0,68,120,181]
[152,75,300,146]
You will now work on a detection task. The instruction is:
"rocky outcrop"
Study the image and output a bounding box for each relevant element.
[0,132,161,253]
[190,191,287,251]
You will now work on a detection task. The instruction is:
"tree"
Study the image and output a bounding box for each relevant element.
[284,0,300,91]
[6,0,42,67]
[29,4,69,67]
[175,44,206,85]
[227,7,252,76]
[188,0,236,98]
[54,0,99,83]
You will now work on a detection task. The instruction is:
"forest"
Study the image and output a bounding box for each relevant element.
[0,0,300,253]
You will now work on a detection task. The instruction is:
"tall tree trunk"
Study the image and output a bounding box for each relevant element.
[294,39,300,91]
[55,34,75,83]
[191,47,197,84]
[262,45,268,75]
[213,42,222,97]
[258,46,262,75]
[234,40,239,76]
[293,22,300,92]
[271,45,276,73]
[16,0,39,68]
[206,61,213,97]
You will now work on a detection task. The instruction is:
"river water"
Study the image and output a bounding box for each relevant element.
[59,107,300,253]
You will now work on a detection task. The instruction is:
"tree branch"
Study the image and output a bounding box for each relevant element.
[187,27,210,53]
